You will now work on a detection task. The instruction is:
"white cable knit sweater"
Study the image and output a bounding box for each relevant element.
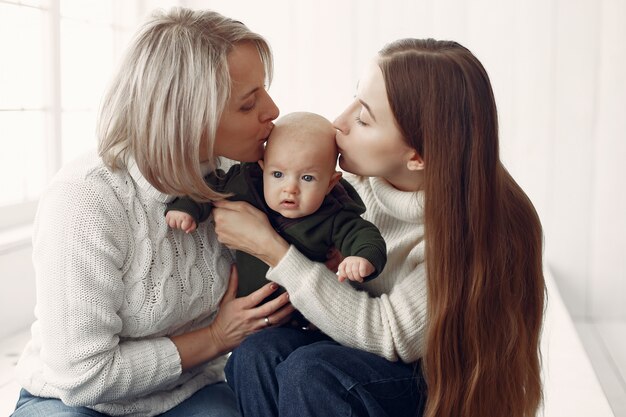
[267,173,428,363]
[16,152,234,416]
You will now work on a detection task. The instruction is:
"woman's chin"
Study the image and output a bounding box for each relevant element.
[338,156,360,175]
[237,149,264,163]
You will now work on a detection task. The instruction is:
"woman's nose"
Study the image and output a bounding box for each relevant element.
[333,103,354,134]
[260,90,280,122]
[332,118,346,135]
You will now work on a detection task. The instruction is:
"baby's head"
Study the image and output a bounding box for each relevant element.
[259,112,342,218]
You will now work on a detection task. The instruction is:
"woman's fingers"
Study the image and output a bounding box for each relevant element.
[213,200,289,267]
[253,297,295,330]
[236,285,294,330]
[213,201,267,248]
[213,199,256,212]
[254,290,292,318]
[240,282,281,308]
[264,303,296,328]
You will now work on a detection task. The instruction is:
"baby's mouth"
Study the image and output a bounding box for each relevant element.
[280,199,297,208]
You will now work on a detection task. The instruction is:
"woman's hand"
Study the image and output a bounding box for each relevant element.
[210,265,294,351]
[171,266,294,370]
[213,200,289,267]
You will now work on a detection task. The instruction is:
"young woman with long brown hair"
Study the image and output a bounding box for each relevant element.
[213,38,545,417]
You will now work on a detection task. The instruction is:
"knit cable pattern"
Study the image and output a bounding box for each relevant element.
[16,153,233,416]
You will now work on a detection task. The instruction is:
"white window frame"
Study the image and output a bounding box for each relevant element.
[0,0,181,233]
[0,0,61,232]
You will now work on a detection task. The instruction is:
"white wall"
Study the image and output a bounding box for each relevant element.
[587,0,626,319]
[0,245,35,338]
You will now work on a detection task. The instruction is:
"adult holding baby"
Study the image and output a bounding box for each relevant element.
[165,112,387,293]
[11,7,289,417]
[215,39,545,417]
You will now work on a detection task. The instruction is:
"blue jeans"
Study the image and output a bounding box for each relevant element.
[225,327,426,417]
[10,382,240,417]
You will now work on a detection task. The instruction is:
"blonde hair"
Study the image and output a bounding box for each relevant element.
[379,39,545,417]
[97,7,273,201]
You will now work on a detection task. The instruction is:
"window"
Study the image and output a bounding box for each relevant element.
[0,0,174,230]
[0,1,48,229]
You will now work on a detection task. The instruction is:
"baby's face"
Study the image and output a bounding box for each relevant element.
[261,134,338,219]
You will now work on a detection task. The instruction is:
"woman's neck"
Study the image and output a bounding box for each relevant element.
[383,170,424,192]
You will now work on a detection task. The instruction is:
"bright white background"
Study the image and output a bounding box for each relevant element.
[0,1,625,415]
[1,0,625,333]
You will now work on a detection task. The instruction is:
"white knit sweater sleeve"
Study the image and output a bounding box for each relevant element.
[28,176,181,406]
[267,247,427,363]
[266,175,428,363]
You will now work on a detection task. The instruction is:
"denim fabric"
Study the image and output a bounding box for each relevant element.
[10,382,240,417]
[225,327,426,417]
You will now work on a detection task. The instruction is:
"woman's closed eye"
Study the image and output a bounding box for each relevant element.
[240,100,256,112]
[355,116,367,126]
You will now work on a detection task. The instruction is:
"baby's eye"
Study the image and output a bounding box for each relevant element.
[272,171,283,178]
[302,175,314,182]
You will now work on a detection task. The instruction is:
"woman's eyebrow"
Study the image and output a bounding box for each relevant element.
[359,99,377,122]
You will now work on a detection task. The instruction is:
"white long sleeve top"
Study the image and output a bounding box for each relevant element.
[16,152,234,416]
[267,173,428,363]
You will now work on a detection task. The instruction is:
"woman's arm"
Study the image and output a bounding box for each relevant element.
[32,180,294,406]
[212,200,428,363]
[32,179,182,406]
[267,247,427,362]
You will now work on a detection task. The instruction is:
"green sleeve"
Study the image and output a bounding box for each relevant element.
[331,213,387,281]
[163,164,248,224]
[164,197,213,224]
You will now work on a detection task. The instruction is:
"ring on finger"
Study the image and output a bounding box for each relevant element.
[264,316,271,327]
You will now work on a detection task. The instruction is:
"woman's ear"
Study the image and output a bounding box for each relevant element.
[406,151,425,171]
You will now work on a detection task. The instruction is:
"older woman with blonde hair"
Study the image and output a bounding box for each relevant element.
[11,7,290,417]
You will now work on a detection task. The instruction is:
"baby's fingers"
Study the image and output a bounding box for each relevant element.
[346,262,364,282]
[165,214,176,229]
[182,219,197,233]
[336,261,347,282]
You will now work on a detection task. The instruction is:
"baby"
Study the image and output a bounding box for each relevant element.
[165,112,386,298]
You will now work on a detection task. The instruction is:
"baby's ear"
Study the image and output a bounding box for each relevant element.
[327,171,342,193]
[257,160,265,170]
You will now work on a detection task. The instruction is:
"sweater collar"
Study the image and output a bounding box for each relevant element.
[126,158,175,204]
[369,176,425,224]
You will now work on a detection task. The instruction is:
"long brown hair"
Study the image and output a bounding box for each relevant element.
[379,39,545,417]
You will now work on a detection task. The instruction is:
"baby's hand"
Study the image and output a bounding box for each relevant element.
[336,256,375,283]
[166,210,197,233]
